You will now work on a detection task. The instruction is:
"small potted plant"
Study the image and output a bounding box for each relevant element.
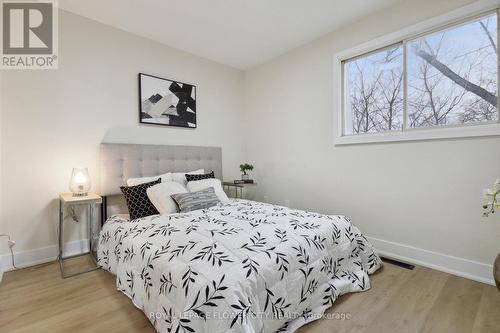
[483,179,500,292]
[240,163,254,181]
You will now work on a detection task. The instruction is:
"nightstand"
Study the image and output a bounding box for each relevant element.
[223,181,257,199]
[58,193,102,278]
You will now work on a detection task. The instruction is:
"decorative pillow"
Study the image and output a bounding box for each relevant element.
[185,171,215,182]
[171,187,220,212]
[127,172,172,186]
[146,181,188,215]
[187,178,230,204]
[120,178,161,220]
[171,169,204,186]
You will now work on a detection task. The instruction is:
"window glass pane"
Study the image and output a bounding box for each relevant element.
[407,13,498,128]
[344,45,404,135]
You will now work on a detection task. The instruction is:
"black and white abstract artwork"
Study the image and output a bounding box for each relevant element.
[139,73,196,128]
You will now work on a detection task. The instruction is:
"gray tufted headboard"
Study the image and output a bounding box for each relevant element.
[99,143,222,219]
[100,143,222,196]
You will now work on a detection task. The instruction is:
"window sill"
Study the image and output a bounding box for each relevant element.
[334,123,500,145]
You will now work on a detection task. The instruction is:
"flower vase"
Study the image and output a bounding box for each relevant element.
[495,252,500,292]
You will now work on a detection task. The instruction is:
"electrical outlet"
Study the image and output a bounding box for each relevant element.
[0,233,18,270]
[0,234,15,248]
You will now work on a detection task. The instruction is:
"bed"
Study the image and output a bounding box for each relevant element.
[97,143,381,333]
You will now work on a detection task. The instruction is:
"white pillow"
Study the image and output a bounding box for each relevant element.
[127,172,172,186]
[171,169,204,186]
[146,182,188,215]
[187,178,229,204]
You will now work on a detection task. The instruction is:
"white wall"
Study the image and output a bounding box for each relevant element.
[0,10,246,259]
[244,0,500,272]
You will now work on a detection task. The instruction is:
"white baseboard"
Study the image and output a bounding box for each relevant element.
[0,239,89,276]
[368,236,495,286]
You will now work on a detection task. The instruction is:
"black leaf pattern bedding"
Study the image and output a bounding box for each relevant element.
[98,199,381,333]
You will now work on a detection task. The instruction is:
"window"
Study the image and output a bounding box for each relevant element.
[338,9,500,144]
[344,44,404,135]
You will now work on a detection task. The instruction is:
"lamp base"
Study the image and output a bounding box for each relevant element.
[72,192,88,197]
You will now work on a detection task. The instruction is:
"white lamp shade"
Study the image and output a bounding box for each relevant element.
[69,167,91,196]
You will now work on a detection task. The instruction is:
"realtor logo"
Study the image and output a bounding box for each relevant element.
[1,0,58,69]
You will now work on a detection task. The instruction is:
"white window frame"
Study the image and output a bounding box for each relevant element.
[334,0,500,145]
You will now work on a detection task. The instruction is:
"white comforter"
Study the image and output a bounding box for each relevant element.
[98,199,381,333]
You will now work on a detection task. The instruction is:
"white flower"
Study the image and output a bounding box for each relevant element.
[482,179,500,216]
[494,179,500,192]
[483,188,495,199]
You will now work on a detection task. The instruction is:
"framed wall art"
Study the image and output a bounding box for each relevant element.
[139,73,196,128]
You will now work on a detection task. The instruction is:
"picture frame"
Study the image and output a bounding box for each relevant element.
[138,73,197,128]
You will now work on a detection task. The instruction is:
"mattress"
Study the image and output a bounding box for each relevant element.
[98,199,381,332]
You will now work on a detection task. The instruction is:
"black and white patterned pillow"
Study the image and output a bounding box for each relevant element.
[171,187,220,212]
[185,171,214,182]
[120,178,161,220]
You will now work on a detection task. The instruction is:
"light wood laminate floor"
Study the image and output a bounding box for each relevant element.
[1,256,499,333]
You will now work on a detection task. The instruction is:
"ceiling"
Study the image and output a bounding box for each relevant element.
[58,0,404,70]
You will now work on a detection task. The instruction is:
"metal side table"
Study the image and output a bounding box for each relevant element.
[222,181,257,199]
[58,193,102,278]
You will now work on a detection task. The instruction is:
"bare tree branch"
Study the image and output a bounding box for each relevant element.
[413,47,498,107]
[479,21,497,54]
